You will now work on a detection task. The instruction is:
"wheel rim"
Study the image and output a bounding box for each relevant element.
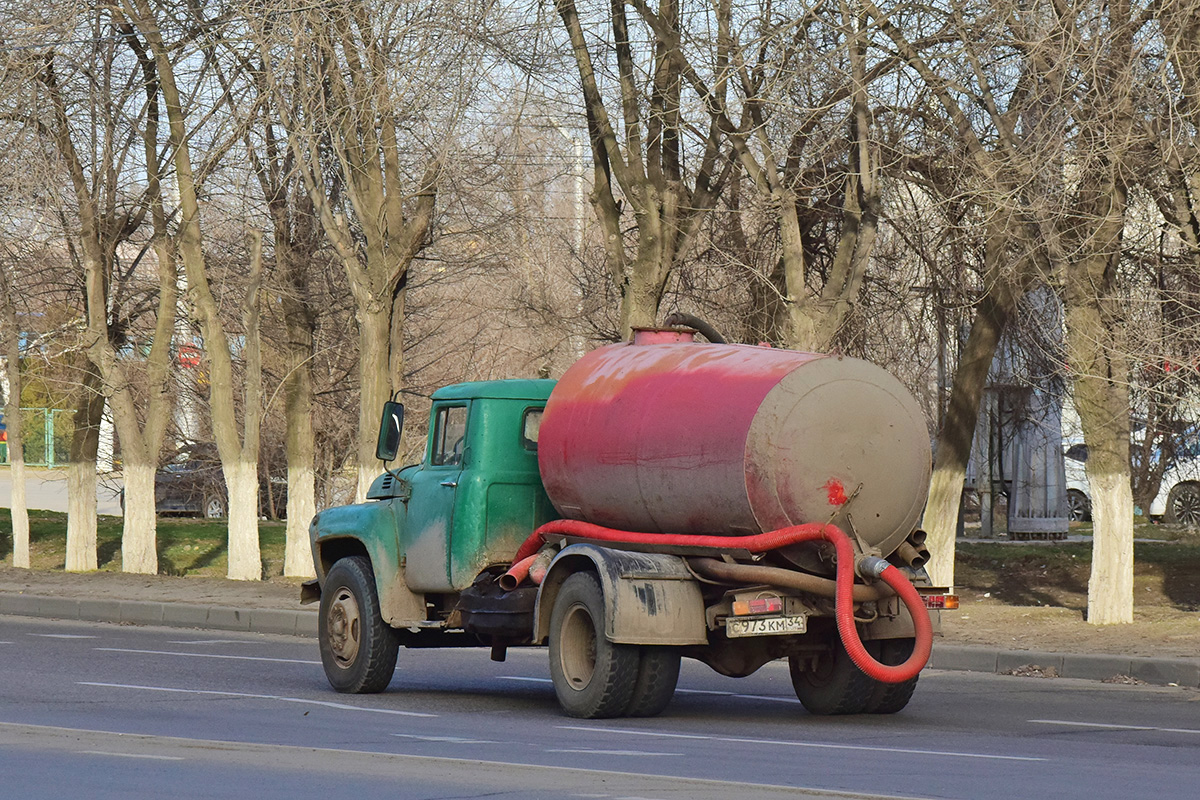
[558,603,597,691]
[800,649,837,688]
[205,498,224,518]
[327,587,362,669]
[1067,493,1086,522]
[1174,488,1200,527]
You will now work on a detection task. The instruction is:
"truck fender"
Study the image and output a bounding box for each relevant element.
[309,509,426,627]
[533,543,708,646]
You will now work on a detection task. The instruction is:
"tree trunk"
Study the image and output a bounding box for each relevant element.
[356,303,391,502]
[6,381,30,568]
[1069,300,1135,625]
[9,457,30,568]
[66,462,98,572]
[225,459,263,581]
[121,461,158,574]
[1085,470,1135,624]
[66,360,104,572]
[284,462,316,577]
[2,271,30,568]
[282,278,317,578]
[923,289,1015,588]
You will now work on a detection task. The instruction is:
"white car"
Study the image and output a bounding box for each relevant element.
[1063,442,1200,525]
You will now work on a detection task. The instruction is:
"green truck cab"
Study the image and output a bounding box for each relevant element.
[306,381,558,678]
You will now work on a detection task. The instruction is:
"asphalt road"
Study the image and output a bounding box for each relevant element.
[1,616,1198,800]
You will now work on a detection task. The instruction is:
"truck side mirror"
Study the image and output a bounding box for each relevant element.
[376,401,405,462]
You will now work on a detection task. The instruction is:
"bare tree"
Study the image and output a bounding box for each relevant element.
[255,0,468,500]
[554,0,732,338]
[118,0,266,579]
[12,9,179,574]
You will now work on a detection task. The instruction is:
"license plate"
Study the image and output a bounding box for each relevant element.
[725,614,807,638]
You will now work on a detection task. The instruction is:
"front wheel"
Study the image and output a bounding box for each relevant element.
[1165,483,1200,527]
[548,572,639,719]
[318,556,399,694]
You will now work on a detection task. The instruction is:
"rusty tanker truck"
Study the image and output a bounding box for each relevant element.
[303,328,953,718]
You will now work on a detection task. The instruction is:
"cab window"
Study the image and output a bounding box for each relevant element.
[431,405,468,466]
[521,408,543,451]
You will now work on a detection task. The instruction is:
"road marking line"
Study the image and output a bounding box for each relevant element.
[676,688,800,705]
[95,647,321,665]
[1030,719,1200,735]
[548,749,681,757]
[500,677,800,705]
[78,682,438,718]
[558,726,1048,762]
[79,750,185,761]
[168,639,257,645]
[30,634,98,639]
[393,734,498,744]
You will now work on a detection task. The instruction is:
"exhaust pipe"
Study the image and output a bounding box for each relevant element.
[895,542,927,568]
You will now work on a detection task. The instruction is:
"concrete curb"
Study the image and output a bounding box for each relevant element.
[931,644,1200,688]
[0,593,318,638]
[2,592,1197,689]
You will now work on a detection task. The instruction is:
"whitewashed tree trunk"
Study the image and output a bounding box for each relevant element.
[284,463,316,577]
[65,460,98,572]
[121,462,158,574]
[922,246,1017,589]
[225,460,262,581]
[10,457,30,568]
[923,467,967,588]
[2,268,30,569]
[1086,470,1135,624]
[356,304,391,502]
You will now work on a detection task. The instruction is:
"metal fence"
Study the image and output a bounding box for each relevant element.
[0,408,73,467]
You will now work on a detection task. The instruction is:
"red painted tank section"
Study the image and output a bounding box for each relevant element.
[538,341,827,534]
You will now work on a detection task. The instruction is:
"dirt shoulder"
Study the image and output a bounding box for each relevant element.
[2,565,1198,659]
[0,566,303,610]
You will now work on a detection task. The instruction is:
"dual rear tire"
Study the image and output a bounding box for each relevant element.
[788,636,918,715]
[548,572,681,719]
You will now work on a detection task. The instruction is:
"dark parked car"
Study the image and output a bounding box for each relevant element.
[155,455,227,518]
[121,446,287,519]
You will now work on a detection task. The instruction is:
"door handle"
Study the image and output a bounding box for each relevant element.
[440,480,458,488]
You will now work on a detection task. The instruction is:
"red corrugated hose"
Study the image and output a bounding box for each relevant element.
[509,519,932,684]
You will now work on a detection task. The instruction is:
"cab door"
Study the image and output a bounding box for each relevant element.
[403,402,468,592]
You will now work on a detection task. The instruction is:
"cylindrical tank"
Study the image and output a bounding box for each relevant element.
[537,330,931,558]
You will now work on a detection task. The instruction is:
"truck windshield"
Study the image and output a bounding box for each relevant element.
[431,405,468,466]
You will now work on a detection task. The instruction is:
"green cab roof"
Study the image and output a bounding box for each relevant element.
[431,379,556,402]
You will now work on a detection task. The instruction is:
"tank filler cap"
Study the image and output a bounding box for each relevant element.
[632,327,697,345]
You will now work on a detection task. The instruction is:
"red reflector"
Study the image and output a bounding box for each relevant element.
[732,597,784,615]
[922,595,959,610]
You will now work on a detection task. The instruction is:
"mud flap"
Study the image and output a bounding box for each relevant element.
[534,544,708,646]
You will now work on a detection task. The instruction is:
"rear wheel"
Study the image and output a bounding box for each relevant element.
[625,647,681,717]
[1165,483,1200,527]
[548,572,639,719]
[319,556,399,694]
[864,638,918,714]
[789,637,873,715]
